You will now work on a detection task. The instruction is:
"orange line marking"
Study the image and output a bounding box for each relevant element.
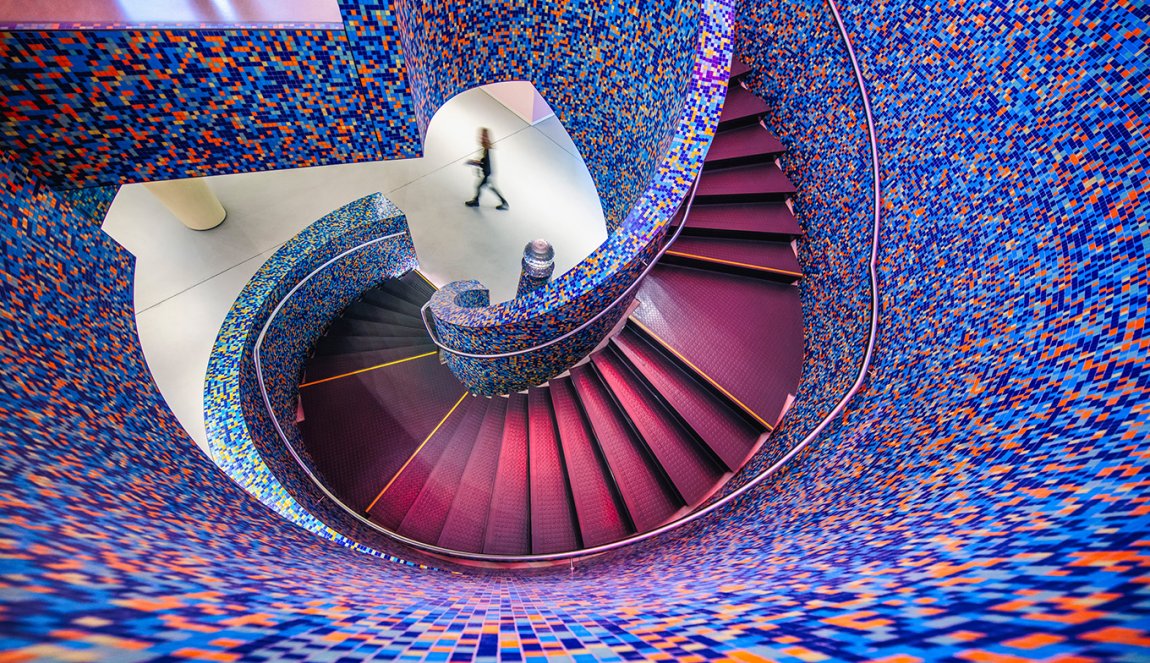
[629,317,774,431]
[413,269,438,291]
[299,351,438,388]
[665,250,802,278]
[365,392,469,513]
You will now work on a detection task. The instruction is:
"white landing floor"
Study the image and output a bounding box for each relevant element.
[101,87,608,452]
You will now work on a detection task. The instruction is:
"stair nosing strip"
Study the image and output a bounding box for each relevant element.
[663,250,802,278]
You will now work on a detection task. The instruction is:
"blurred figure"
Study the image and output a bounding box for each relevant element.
[465,127,509,210]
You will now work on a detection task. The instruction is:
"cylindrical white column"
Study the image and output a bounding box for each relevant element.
[143,178,226,231]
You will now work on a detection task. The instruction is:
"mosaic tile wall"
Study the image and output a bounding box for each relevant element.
[203,192,429,565]
[424,0,734,392]
[1,0,709,207]
[0,28,385,189]
[390,0,700,232]
[335,0,421,159]
[2,0,1149,660]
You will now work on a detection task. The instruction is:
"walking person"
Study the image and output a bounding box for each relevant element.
[465,127,509,210]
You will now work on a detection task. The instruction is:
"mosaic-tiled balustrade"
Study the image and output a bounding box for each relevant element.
[203,192,427,564]
[426,0,734,394]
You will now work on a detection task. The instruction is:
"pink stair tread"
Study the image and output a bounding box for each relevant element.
[632,264,804,431]
[528,388,581,554]
[299,355,467,513]
[612,327,761,471]
[366,393,470,528]
[550,378,631,547]
[729,56,751,80]
[719,84,768,127]
[483,394,531,555]
[668,236,802,279]
[696,162,795,199]
[438,397,509,552]
[705,124,785,166]
[590,352,722,506]
[678,202,801,238]
[569,367,680,532]
[399,398,488,543]
[302,344,438,384]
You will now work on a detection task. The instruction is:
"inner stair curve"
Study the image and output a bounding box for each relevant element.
[294,57,805,559]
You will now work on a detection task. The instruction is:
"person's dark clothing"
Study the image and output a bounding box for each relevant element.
[476,147,492,176]
[468,146,508,209]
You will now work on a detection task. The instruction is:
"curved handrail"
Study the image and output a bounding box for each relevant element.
[419,177,701,360]
[256,3,882,562]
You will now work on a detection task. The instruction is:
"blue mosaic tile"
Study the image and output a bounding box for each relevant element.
[1,0,1148,660]
[0,28,383,188]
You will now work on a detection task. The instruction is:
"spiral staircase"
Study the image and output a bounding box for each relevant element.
[295,58,805,558]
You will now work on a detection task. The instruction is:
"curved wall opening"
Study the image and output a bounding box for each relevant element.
[100,85,605,452]
[399,83,607,304]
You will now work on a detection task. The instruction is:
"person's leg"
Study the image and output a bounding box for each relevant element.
[490,184,509,210]
[466,174,487,206]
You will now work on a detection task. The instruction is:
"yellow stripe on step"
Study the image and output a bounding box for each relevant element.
[366,391,469,513]
[629,317,774,431]
[413,268,439,291]
[299,351,438,388]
